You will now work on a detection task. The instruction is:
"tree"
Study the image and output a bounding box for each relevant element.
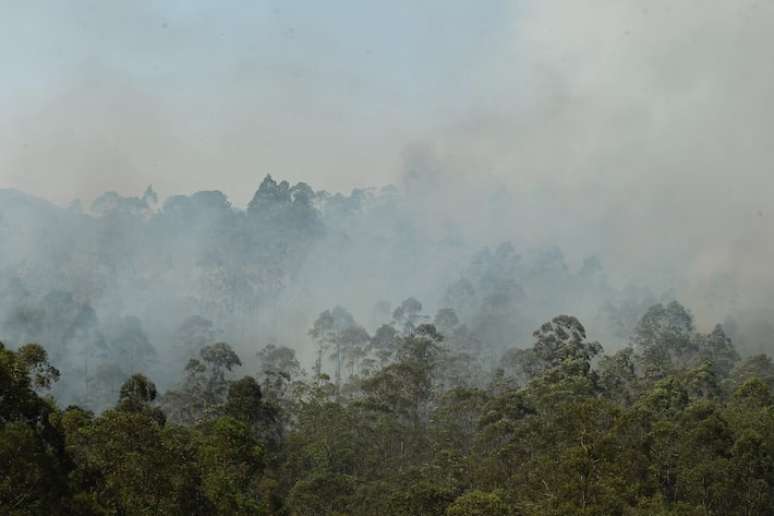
[161,343,242,425]
[247,175,290,215]
[696,324,739,378]
[524,315,603,403]
[501,347,543,386]
[731,354,774,391]
[257,343,301,380]
[16,342,60,390]
[0,342,69,513]
[532,315,602,369]
[598,347,639,405]
[7,296,774,514]
[116,373,166,424]
[200,342,242,400]
[340,325,371,380]
[256,342,302,406]
[393,297,425,335]
[370,323,400,367]
[632,301,696,377]
[430,387,491,488]
[67,408,181,514]
[362,324,443,429]
[309,306,366,387]
[446,490,511,516]
[197,417,265,515]
[224,376,280,445]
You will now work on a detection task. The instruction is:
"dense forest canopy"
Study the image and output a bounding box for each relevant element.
[1,177,769,411]
[2,177,774,515]
[3,1,774,514]
[5,298,774,514]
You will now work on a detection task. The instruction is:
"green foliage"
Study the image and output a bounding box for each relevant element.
[17,343,61,389]
[446,490,510,516]
[6,304,774,515]
[0,342,69,515]
[161,342,243,425]
[198,417,265,515]
[0,421,68,514]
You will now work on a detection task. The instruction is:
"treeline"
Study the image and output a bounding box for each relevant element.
[4,177,769,415]
[3,300,774,515]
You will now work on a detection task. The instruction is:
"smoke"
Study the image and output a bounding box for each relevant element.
[403,0,774,323]
[1,2,773,405]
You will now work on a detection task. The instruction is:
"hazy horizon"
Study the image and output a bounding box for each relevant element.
[4,4,774,513]
[2,1,773,362]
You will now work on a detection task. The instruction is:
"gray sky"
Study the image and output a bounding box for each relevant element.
[1,1,773,315]
[0,1,515,203]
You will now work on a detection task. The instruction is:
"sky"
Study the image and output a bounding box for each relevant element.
[1,1,773,314]
[0,1,516,203]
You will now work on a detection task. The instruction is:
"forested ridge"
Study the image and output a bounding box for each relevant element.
[2,175,767,413]
[4,297,774,515]
[3,0,774,513]
[2,176,774,515]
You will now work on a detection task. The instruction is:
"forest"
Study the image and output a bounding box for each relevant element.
[5,298,774,515]
[3,177,774,515]
[3,1,774,514]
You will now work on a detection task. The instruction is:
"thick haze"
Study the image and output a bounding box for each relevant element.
[2,2,772,289]
[0,1,514,201]
[1,2,773,405]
